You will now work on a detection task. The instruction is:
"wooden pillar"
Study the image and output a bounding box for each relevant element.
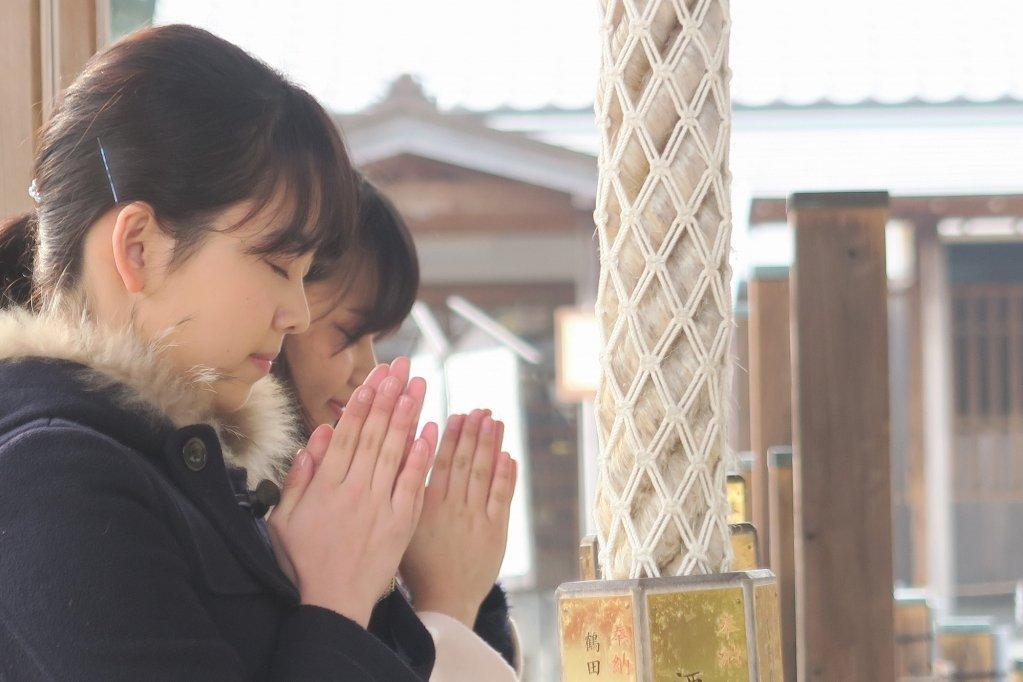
[0,0,105,217]
[748,267,792,565]
[1,1,44,217]
[768,446,796,682]
[40,0,108,120]
[904,268,930,588]
[917,220,956,615]
[789,191,895,681]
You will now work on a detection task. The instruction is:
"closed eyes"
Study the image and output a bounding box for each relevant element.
[263,258,290,280]
[333,323,358,354]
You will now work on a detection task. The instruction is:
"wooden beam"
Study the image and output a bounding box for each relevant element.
[747,267,792,565]
[751,193,1023,227]
[768,446,797,682]
[789,191,895,681]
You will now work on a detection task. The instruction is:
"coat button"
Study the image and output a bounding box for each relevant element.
[182,437,208,471]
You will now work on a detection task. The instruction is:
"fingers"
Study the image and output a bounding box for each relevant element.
[389,356,410,387]
[311,358,411,488]
[486,452,517,523]
[304,423,334,470]
[315,384,375,488]
[344,375,405,486]
[364,363,391,390]
[493,421,505,459]
[467,417,501,508]
[416,421,439,471]
[424,414,464,504]
[369,382,425,494]
[446,409,486,503]
[410,421,438,514]
[401,377,427,463]
[271,449,313,522]
[391,436,434,520]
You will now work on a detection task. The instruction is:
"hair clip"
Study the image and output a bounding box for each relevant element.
[27,179,41,204]
[96,137,120,204]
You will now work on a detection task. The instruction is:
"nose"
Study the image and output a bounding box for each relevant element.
[274,280,311,335]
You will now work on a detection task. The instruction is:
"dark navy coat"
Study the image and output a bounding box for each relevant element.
[0,352,515,681]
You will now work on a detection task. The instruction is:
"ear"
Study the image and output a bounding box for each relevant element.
[110,203,169,295]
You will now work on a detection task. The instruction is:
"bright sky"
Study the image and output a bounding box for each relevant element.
[156,0,1023,113]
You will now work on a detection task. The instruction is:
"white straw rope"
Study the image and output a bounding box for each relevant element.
[593,0,734,579]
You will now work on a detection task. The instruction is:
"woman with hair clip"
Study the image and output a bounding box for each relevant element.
[277,177,522,680]
[0,24,443,680]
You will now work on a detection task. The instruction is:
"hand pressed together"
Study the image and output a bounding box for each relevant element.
[266,358,437,628]
[400,408,518,628]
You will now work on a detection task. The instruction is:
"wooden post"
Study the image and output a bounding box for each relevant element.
[917,221,956,615]
[768,446,796,682]
[1,0,106,217]
[40,0,108,121]
[789,191,895,681]
[747,267,792,566]
[1,1,43,217]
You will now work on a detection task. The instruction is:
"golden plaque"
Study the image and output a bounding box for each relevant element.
[753,583,783,681]
[729,523,759,571]
[557,570,783,681]
[559,592,638,680]
[727,474,748,524]
[648,586,748,680]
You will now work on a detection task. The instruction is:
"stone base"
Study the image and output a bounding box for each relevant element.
[556,570,783,681]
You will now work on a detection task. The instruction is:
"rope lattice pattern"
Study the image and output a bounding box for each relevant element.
[593,0,733,579]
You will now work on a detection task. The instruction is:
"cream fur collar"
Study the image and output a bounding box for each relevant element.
[0,306,300,487]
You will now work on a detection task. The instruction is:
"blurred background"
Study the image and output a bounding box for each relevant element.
[5,0,1023,678]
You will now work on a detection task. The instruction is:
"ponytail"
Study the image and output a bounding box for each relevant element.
[0,213,36,308]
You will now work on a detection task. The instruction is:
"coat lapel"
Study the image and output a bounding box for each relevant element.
[162,424,300,601]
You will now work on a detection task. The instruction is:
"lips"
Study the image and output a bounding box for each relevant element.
[327,398,347,420]
[249,352,278,375]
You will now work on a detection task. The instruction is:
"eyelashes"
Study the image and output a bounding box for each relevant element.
[332,324,361,355]
[263,259,290,280]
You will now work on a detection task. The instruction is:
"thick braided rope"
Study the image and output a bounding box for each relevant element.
[593,0,733,579]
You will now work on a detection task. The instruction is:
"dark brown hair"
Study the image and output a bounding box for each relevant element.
[0,24,356,307]
[309,175,420,340]
[274,176,419,431]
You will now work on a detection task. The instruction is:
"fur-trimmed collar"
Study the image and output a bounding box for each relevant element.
[0,306,300,487]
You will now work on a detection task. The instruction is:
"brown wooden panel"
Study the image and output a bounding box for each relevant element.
[0,1,43,217]
[789,192,895,681]
[951,283,1023,503]
[2,1,102,217]
[747,272,792,566]
[362,153,587,235]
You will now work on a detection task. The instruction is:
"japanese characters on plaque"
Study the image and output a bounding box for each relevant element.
[558,593,637,680]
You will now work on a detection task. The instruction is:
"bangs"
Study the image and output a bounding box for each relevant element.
[311,179,419,340]
[234,88,356,260]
